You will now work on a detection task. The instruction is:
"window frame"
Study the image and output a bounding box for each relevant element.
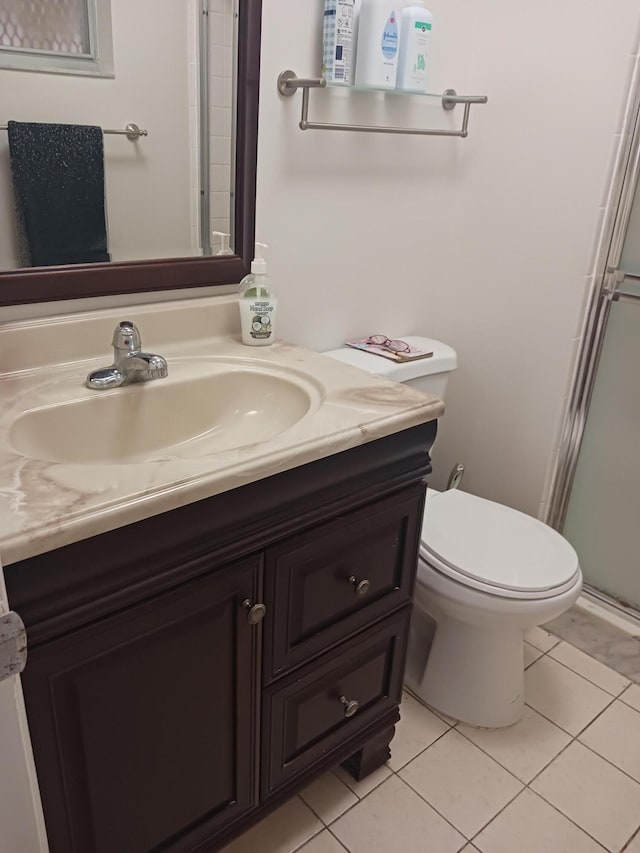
[0,0,114,78]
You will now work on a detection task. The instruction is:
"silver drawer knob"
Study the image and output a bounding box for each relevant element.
[242,599,266,625]
[340,696,359,718]
[349,576,371,597]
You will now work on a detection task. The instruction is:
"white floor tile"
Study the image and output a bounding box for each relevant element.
[579,700,640,783]
[624,829,640,852]
[525,656,613,735]
[457,705,571,783]
[387,692,449,771]
[531,741,640,851]
[296,830,346,853]
[331,775,465,853]
[549,641,631,695]
[525,626,560,652]
[474,788,604,853]
[222,797,323,853]
[399,729,523,838]
[300,773,358,825]
[523,642,544,668]
[621,683,640,713]
[332,764,392,800]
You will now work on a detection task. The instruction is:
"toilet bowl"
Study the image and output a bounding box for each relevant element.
[405,488,582,728]
[323,336,582,728]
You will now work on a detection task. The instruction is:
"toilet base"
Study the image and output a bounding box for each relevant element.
[405,614,525,728]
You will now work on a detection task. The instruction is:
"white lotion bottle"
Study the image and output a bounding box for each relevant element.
[396,2,432,93]
[238,242,278,347]
[354,0,400,90]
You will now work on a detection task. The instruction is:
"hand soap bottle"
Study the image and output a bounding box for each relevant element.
[238,242,278,346]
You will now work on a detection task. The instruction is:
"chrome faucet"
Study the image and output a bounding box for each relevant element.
[86,321,168,390]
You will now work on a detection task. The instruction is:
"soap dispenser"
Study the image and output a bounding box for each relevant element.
[212,231,234,256]
[238,242,278,346]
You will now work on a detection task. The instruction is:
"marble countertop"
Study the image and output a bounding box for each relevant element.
[0,296,443,565]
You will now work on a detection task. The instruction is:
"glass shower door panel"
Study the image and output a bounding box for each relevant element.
[563,301,640,609]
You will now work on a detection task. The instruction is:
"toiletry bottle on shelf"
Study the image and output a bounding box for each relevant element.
[238,242,278,347]
[323,0,357,86]
[212,231,234,256]
[397,2,432,93]
[355,0,400,90]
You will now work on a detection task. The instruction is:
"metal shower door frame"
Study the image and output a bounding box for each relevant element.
[548,74,640,534]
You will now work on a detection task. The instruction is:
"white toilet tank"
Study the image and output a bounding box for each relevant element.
[324,336,458,400]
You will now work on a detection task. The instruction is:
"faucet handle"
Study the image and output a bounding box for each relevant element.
[112,321,141,353]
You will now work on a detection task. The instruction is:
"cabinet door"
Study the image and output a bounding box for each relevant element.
[21,555,262,853]
[264,487,423,680]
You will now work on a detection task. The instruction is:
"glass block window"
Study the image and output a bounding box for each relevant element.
[0,0,90,55]
[0,0,113,76]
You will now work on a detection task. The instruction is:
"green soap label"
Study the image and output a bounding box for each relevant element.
[415,21,432,29]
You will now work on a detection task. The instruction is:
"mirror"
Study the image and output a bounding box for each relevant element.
[0,0,261,306]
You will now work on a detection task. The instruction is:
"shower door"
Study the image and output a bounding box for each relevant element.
[562,171,640,614]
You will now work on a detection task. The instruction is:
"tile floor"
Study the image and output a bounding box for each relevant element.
[222,625,640,853]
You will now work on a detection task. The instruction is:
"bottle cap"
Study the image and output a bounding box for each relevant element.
[251,241,269,274]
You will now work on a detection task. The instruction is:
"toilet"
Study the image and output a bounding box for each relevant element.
[325,336,582,728]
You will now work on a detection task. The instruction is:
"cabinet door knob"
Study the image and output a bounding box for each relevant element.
[242,599,266,625]
[340,696,360,718]
[349,576,371,597]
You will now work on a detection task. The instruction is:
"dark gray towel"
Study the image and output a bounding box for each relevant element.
[8,121,110,267]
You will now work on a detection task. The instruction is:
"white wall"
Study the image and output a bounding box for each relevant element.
[255,0,640,517]
[0,0,193,267]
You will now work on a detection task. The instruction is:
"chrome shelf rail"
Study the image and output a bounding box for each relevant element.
[277,70,488,138]
[0,122,148,141]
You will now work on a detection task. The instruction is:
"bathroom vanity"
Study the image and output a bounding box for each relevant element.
[0,297,442,853]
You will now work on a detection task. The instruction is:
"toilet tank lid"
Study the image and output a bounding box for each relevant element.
[323,336,457,381]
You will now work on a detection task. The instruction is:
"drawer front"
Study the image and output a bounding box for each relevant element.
[262,608,410,795]
[264,486,424,680]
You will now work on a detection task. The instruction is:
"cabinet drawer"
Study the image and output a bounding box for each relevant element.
[262,608,410,795]
[263,486,424,681]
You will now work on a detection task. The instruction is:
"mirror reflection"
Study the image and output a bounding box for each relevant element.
[0,0,236,270]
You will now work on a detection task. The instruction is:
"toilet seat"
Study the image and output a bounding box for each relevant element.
[418,490,580,601]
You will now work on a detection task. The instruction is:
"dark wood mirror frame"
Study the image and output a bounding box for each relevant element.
[0,0,262,308]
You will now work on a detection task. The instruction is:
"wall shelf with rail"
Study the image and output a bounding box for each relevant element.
[277,70,488,139]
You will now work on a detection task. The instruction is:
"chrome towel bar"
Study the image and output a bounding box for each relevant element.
[0,122,148,141]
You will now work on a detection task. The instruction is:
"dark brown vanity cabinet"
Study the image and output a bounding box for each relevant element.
[6,423,436,853]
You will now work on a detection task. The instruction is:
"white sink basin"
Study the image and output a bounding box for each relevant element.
[9,363,318,465]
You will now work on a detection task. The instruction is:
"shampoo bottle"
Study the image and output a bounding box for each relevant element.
[354,0,400,90]
[238,242,277,347]
[396,2,432,93]
[322,0,357,86]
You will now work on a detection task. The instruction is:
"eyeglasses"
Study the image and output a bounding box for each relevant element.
[366,335,411,353]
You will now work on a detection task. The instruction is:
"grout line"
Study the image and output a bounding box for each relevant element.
[521,786,610,852]
[387,726,452,773]
[546,645,633,697]
[452,709,568,785]
[578,737,640,789]
[291,823,330,852]
[397,770,479,843]
[326,826,350,852]
[622,824,640,852]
